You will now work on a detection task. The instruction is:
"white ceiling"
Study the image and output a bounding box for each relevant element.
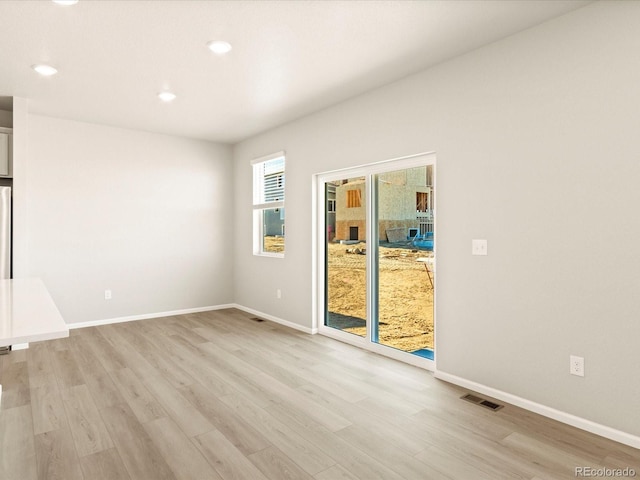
[0,0,590,144]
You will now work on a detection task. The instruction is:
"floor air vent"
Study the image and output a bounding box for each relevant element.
[461,393,504,411]
[250,317,265,322]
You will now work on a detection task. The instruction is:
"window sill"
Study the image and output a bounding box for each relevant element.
[253,252,285,259]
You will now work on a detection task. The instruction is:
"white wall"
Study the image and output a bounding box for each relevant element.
[233,1,640,439]
[26,115,233,324]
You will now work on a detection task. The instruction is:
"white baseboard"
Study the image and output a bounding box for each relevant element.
[65,303,317,337]
[67,304,237,330]
[11,343,29,350]
[434,370,640,450]
[232,304,317,334]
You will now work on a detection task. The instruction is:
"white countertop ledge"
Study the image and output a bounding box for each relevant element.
[0,278,69,347]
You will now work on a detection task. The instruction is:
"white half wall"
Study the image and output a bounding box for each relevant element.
[233,2,640,440]
[26,115,233,324]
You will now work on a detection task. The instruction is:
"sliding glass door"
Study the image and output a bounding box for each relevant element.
[374,167,434,359]
[317,153,435,367]
[325,176,367,338]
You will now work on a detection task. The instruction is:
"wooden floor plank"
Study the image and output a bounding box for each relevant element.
[116,324,197,389]
[144,416,223,480]
[335,423,445,479]
[264,400,407,480]
[219,393,337,476]
[51,349,85,390]
[109,367,167,424]
[0,404,37,480]
[61,384,114,457]
[196,342,286,408]
[141,373,213,437]
[179,382,271,455]
[99,402,176,480]
[314,464,360,480]
[79,448,132,480]
[192,428,270,480]
[242,368,352,432]
[26,342,56,380]
[83,371,127,410]
[69,334,109,379]
[34,427,84,480]
[0,309,637,480]
[29,374,67,435]
[415,445,495,480]
[68,334,127,409]
[95,325,158,378]
[230,347,310,389]
[409,405,578,479]
[500,431,607,479]
[294,381,434,454]
[81,328,129,373]
[0,360,31,409]
[248,445,316,480]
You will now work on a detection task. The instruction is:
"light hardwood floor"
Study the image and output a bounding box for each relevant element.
[1,308,638,479]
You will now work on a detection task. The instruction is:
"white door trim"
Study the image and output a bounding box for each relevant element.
[312,151,437,371]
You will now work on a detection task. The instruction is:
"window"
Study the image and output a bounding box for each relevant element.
[327,199,336,213]
[416,192,429,212]
[347,189,361,208]
[252,152,285,256]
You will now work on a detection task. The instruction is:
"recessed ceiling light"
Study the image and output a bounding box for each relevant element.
[158,91,176,102]
[207,40,232,55]
[52,0,79,5]
[32,64,58,76]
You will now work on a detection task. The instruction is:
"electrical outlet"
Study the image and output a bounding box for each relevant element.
[276,288,282,299]
[104,289,112,300]
[569,355,584,377]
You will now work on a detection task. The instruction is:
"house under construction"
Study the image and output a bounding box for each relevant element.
[332,165,434,242]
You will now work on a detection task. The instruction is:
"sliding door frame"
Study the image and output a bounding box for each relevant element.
[312,151,436,371]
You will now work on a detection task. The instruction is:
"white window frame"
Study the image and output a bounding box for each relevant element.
[312,151,436,370]
[252,151,285,257]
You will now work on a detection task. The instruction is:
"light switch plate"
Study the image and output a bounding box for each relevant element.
[472,239,488,255]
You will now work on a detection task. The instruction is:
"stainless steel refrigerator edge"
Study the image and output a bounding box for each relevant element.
[0,186,10,279]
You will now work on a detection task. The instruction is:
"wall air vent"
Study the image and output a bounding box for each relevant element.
[461,393,504,411]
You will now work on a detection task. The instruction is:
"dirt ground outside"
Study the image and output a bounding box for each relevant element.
[263,235,285,254]
[326,241,434,352]
[263,236,434,352]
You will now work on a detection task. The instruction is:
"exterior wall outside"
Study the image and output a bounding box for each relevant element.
[382,166,427,187]
[336,219,366,241]
[335,167,432,241]
[378,219,415,241]
[264,208,284,236]
[335,180,365,240]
